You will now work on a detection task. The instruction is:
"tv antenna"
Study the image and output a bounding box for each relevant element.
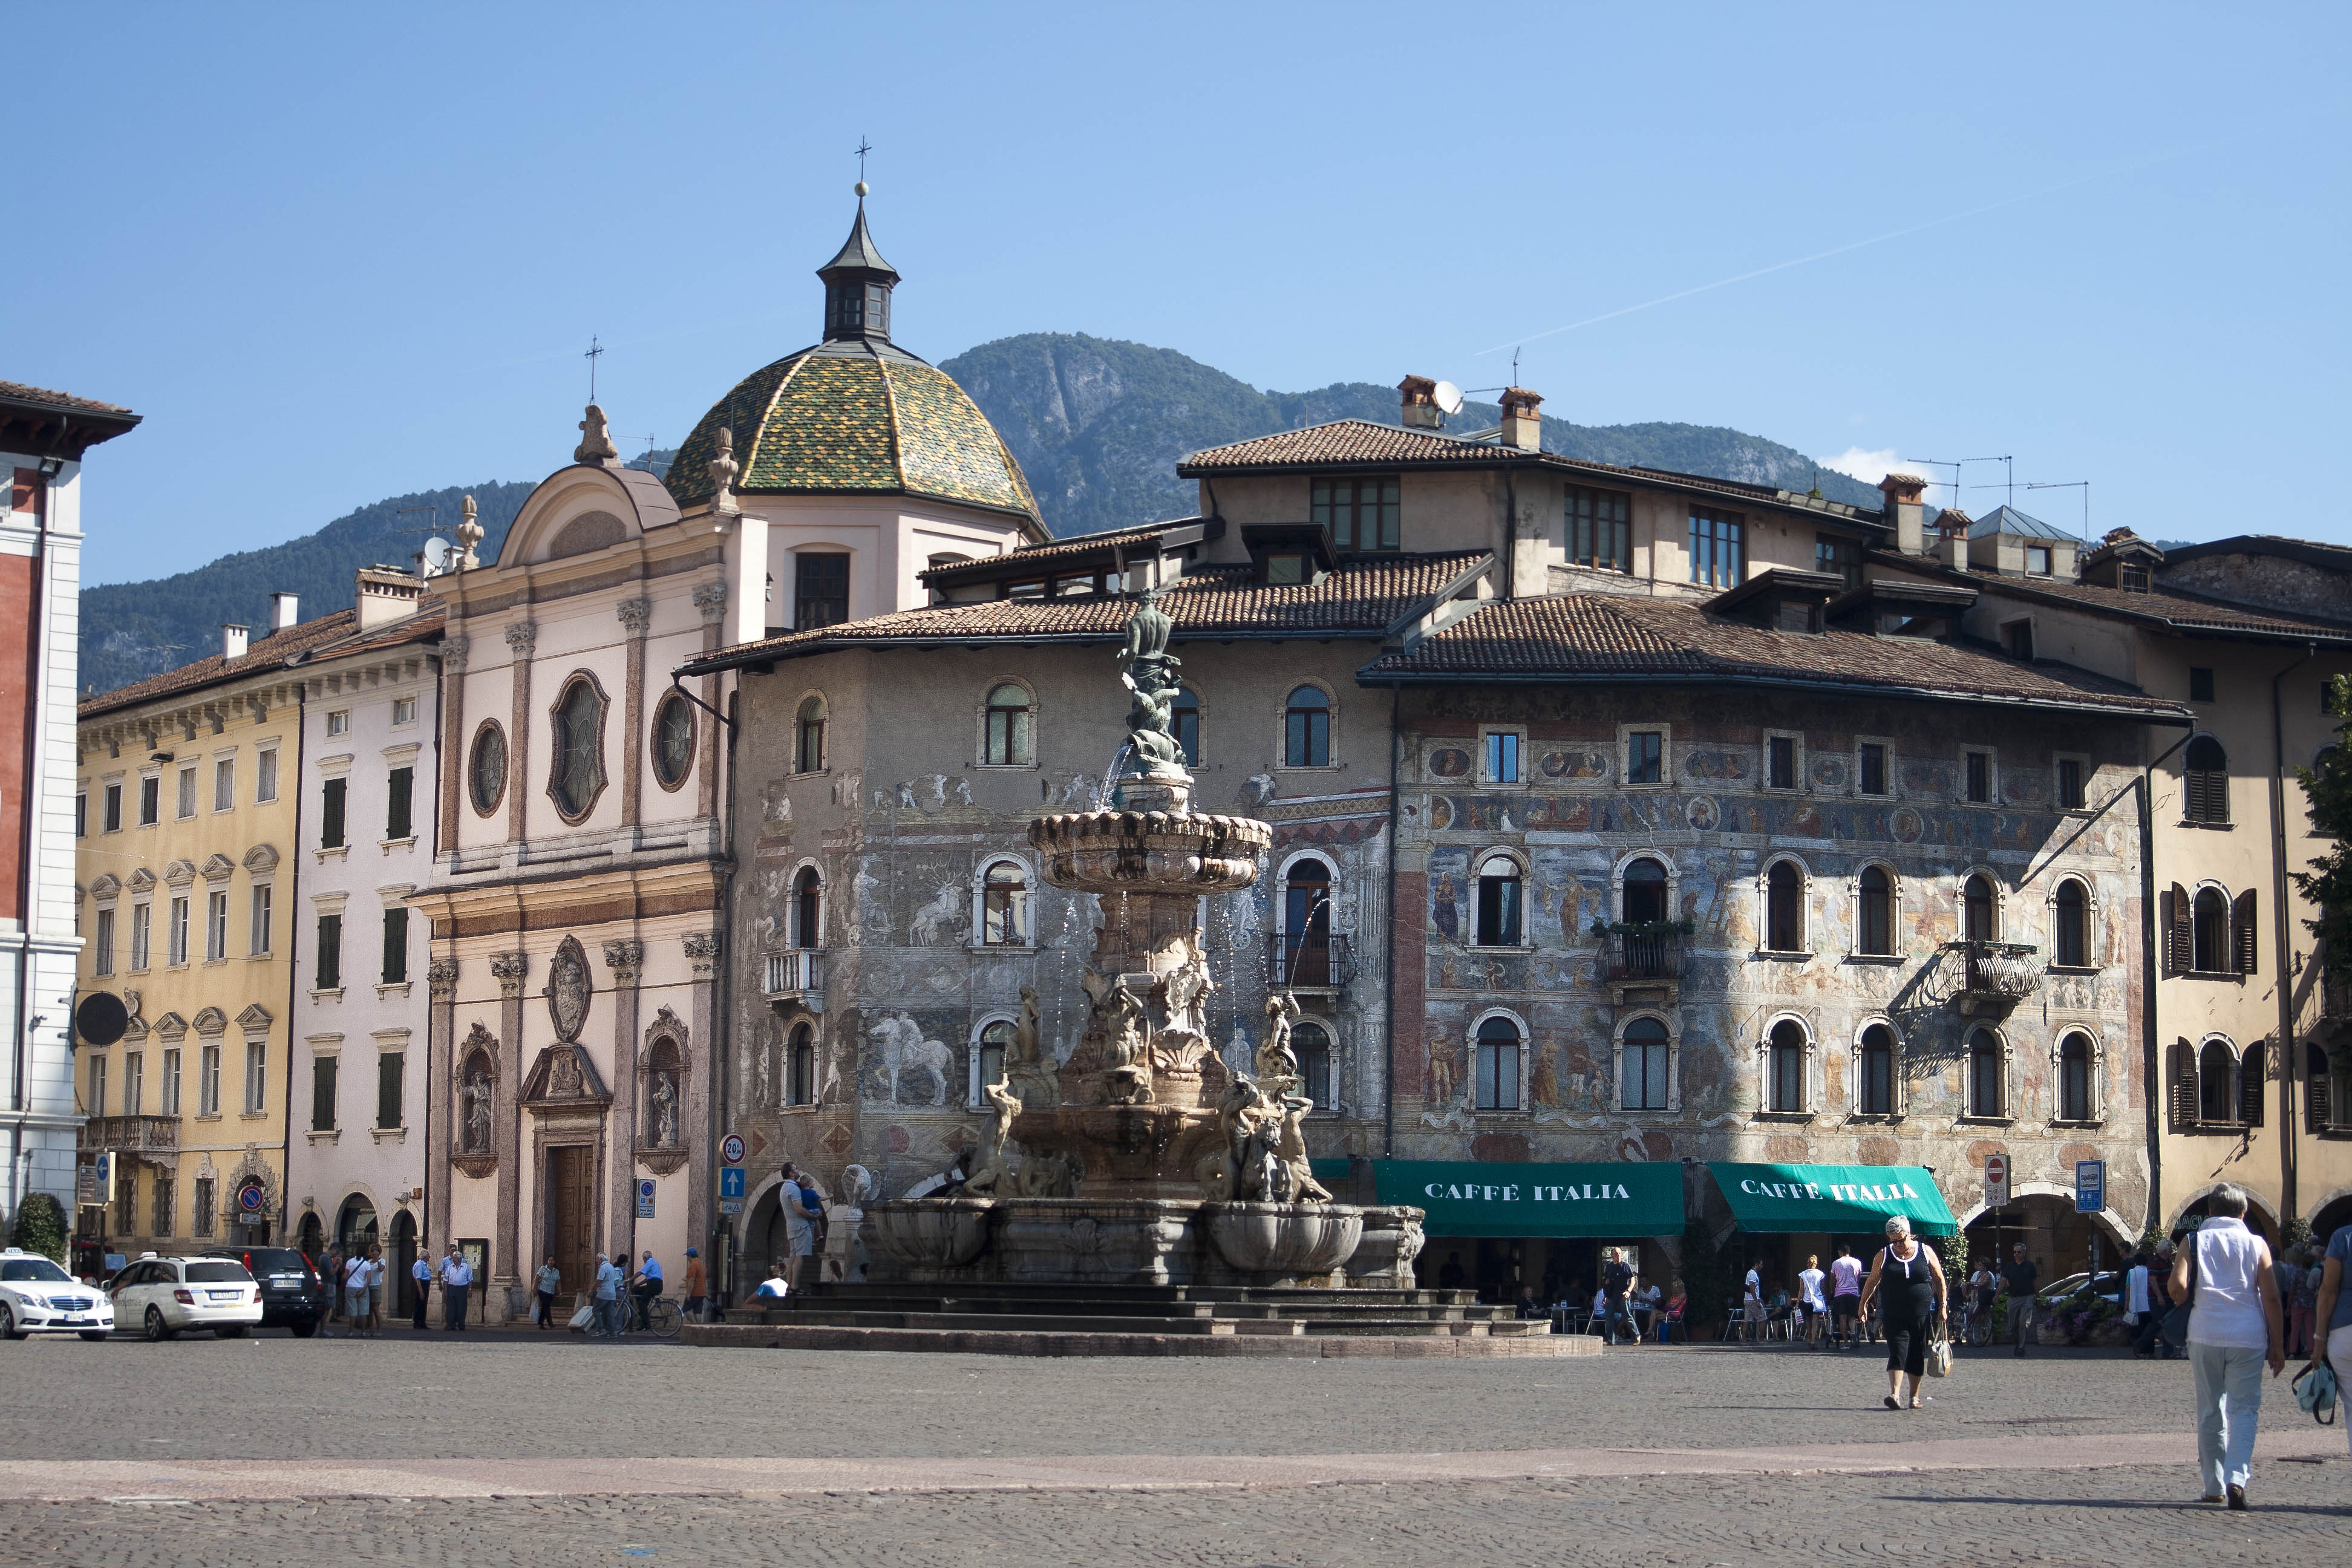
[585,335,604,402]
[391,505,439,535]
[1962,453,2014,510]
[2024,480,2089,537]
[1903,457,1963,510]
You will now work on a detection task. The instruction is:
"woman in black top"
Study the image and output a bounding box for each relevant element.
[1858,1215,1948,1410]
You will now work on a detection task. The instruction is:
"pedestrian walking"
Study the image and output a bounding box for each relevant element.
[2123,1249,2152,1354]
[410,1250,431,1331]
[780,1162,820,1292]
[343,1249,372,1338]
[1828,1244,1863,1349]
[535,1256,561,1330]
[2302,1221,2350,1463]
[1600,1248,1636,1345]
[593,1251,621,1336]
[367,1245,387,1336]
[2285,1248,2317,1359]
[2172,1185,2287,1510]
[1857,1215,1947,1410]
[681,1247,708,1324]
[320,1246,344,1338]
[2002,1242,2039,1356]
[439,1244,472,1330]
[1797,1254,1828,1348]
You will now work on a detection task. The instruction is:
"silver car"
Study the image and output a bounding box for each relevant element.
[106,1254,263,1340]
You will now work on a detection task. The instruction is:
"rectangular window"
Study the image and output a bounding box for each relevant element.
[249,884,272,955]
[1687,508,1744,589]
[2189,667,2215,703]
[794,552,851,630]
[377,1052,404,1131]
[1627,730,1664,785]
[175,765,197,819]
[192,1176,215,1238]
[2004,621,2034,661]
[1814,534,1861,590]
[244,1039,266,1114]
[385,766,414,840]
[75,792,86,838]
[1484,732,1520,784]
[1475,1037,1520,1112]
[87,1055,105,1119]
[1860,742,1889,797]
[114,1165,134,1236]
[1965,751,1991,804]
[152,1175,174,1238]
[392,696,417,727]
[94,908,116,976]
[198,1045,221,1117]
[129,903,151,970]
[160,1049,180,1116]
[2120,563,2149,591]
[2057,757,2086,811]
[1566,486,1631,572]
[139,776,159,826]
[1768,736,1796,791]
[310,1054,336,1132]
[320,777,347,849]
[381,907,408,984]
[213,757,235,811]
[1310,477,1402,553]
[316,913,342,991]
[325,710,350,737]
[205,890,228,961]
[255,746,278,803]
[168,896,189,966]
[103,783,122,832]
[2025,544,2052,575]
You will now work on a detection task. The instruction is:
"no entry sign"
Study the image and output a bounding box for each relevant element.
[1983,1153,2010,1208]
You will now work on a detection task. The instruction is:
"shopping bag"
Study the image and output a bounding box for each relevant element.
[567,1304,595,1331]
[1925,1320,1953,1378]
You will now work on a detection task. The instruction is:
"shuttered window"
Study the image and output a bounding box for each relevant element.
[386,766,414,840]
[2230,890,2258,975]
[2183,736,2229,824]
[320,777,347,849]
[2165,884,2192,974]
[2238,1043,2265,1127]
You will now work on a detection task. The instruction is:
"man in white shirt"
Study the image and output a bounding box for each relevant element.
[411,1252,433,1331]
[439,1244,473,1331]
[1742,1262,1765,1343]
[752,1271,792,1303]
[780,1162,820,1290]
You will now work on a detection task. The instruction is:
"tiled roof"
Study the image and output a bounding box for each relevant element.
[292,604,448,664]
[682,551,1491,671]
[1362,593,2189,717]
[0,380,134,417]
[1871,552,2352,642]
[78,607,440,719]
[662,342,1040,526]
[920,519,1211,584]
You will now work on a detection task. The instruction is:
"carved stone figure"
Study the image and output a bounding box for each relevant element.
[1083,967,1153,1105]
[707,426,740,515]
[549,1050,583,1100]
[1005,985,1059,1110]
[1257,991,1302,1093]
[1119,587,1174,664]
[460,1068,493,1154]
[962,1077,1022,1196]
[575,403,619,463]
[650,1070,679,1148]
[1275,1096,1331,1202]
[545,936,592,1042]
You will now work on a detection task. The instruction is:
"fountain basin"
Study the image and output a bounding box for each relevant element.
[1344,1206,1428,1284]
[867,1198,994,1273]
[1016,1103,1226,1201]
[1028,809,1270,896]
[1203,1201,1365,1282]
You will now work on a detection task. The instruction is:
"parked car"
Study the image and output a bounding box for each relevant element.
[2036,1270,2123,1308]
[203,1246,324,1335]
[0,1249,113,1341]
[105,1255,263,1340]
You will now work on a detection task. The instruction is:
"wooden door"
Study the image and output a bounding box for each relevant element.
[546,1145,595,1305]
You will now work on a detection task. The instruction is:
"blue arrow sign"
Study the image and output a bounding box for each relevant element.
[719,1167,746,1200]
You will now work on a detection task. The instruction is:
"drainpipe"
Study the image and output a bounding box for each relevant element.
[2138,730,2194,1233]
[10,454,55,1223]
[1382,683,1400,1161]
[713,679,742,1304]
[1502,470,1519,603]
[2269,646,2315,1222]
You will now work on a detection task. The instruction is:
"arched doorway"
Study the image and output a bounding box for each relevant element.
[2174,1189,2277,1247]
[388,1209,418,1319]
[1962,1191,2118,1286]
[296,1210,324,1264]
[2308,1191,2352,1249]
[335,1196,379,1260]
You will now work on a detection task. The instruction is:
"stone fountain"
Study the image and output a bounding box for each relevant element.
[864,592,1420,1289]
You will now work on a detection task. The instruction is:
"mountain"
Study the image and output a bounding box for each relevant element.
[78,334,1878,693]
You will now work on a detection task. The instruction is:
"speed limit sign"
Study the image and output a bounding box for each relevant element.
[721,1132,745,1165]
[1983,1152,2010,1208]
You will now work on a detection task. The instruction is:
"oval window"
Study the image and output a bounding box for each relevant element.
[468,721,508,815]
[549,676,607,820]
[652,692,695,791]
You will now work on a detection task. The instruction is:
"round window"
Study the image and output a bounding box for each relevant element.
[468,721,508,815]
[652,692,696,791]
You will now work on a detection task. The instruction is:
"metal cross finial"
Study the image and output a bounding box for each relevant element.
[585,335,604,402]
[855,137,872,183]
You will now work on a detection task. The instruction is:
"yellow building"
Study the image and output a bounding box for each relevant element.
[73,601,354,1258]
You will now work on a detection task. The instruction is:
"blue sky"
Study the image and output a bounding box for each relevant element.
[10,2,2347,583]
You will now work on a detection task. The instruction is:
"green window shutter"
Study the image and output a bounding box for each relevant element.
[376,1052,403,1131]
[317,914,342,991]
[386,767,413,841]
[381,907,408,985]
[310,1055,336,1132]
[321,778,347,849]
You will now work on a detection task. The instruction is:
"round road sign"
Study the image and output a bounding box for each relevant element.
[1983,1153,2010,1206]
[721,1134,745,1165]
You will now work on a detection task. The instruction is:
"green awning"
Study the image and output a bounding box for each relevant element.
[1370,1160,1685,1239]
[1708,1163,1957,1237]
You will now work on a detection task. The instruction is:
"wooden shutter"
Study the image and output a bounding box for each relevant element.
[2238,1043,2265,1128]
[2231,890,2258,975]
[321,777,347,849]
[386,766,414,840]
[2310,1050,2333,1134]
[2170,1039,2197,1129]
[2166,885,2192,975]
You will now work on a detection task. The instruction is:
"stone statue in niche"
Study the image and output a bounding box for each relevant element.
[649,1069,680,1148]
[460,1067,493,1154]
[545,936,592,1044]
[1256,991,1302,1096]
[1005,986,1059,1110]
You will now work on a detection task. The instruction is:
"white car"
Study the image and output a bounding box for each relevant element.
[107,1254,263,1340]
[0,1249,113,1340]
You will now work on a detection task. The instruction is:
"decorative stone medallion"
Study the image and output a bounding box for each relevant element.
[546,935,592,1043]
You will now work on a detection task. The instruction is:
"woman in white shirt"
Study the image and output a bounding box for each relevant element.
[1797,1255,1829,1348]
[2169,1186,2285,1510]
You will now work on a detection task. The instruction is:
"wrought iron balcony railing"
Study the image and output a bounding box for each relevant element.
[1952,939,2040,1010]
[1264,933,1354,991]
[1607,929,1685,983]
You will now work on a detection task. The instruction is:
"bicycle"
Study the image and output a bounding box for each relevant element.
[639,1295,683,1339]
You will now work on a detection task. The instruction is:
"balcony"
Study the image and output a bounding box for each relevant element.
[1264,933,1355,992]
[1951,939,2040,1016]
[1607,929,1687,984]
[77,1116,178,1155]
[763,947,826,1007]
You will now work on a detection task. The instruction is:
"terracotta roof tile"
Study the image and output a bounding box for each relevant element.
[1872,552,2352,642]
[79,606,441,717]
[921,520,1209,584]
[0,379,135,417]
[1364,593,2187,717]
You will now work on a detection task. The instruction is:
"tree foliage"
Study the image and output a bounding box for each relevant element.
[10,1192,67,1263]
[2292,673,2352,1073]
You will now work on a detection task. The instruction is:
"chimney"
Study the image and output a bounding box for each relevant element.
[1398,374,1442,430]
[354,564,425,630]
[269,592,300,631]
[1499,387,1544,452]
[221,624,249,661]
[1878,473,1930,554]
[1935,507,1972,570]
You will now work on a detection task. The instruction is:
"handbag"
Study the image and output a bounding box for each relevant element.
[1925,1318,1953,1378]
[2293,1358,2338,1425]
[2160,1243,2196,1345]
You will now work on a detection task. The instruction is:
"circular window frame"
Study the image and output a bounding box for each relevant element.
[650,690,696,794]
[467,719,509,818]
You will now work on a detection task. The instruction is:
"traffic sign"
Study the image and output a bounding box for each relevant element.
[93,1152,113,1203]
[636,1178,656,1219]
[2075,1160,2105,1214]
[721,1133,746,1166]
[719,1167,747,1201]
[1983,1153,2010,1208]
[720,1200,744,1217]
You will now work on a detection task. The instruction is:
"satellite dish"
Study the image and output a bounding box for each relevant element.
[1432,381,1465,417]
[420,537,453,576]
[76,993,128,1048]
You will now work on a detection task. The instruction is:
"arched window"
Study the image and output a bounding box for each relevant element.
[2059,1031,2095,1122]
[1282,858,1333,984]
[1857,1024,1896,1116]
[651,692,696,791]
[794,867,823,949]
[1284,685,1330,768]
[786,1022,816,1107]
[1765,861,1805,952]
[643,1038,682,1148]
[981,861,1029,947]
[1857,866,1894,956]
[1768,1019,1806,1112]
[2054,879,2090,967]
[1622,1018,1671,1111]
[795,695,827,774]
[1295,1021,1333,1109]
[2192,887,2229,973]
[1622,857,1668,924]
[2199,1039,2238,1124]
[984,684,1032,766]
[1967,1029,2004,1117]
[468,721,508,816]
[1475,853,1522,947]
[1962,874,1996,943]
[548,676,607,820]
[1172,688,1200,766]
[974,1019,1013,1102]
[2184,735,2229,824]
[1474,1016,1521,1111]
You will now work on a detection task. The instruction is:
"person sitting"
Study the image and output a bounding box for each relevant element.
[1659,1282,1688,1344]
[752,1271,792,1302]
[1516,1284,1547,1321]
